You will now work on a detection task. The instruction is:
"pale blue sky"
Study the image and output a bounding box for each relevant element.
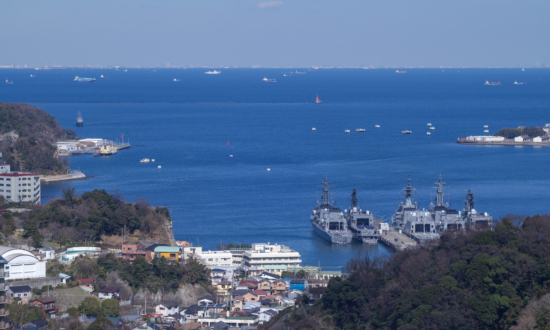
[2,0,549,67]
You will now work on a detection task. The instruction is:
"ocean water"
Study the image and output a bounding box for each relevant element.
[1,68,549,270]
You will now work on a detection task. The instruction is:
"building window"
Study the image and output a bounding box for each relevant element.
[7,178,10,181]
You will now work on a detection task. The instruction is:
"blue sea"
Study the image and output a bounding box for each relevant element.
[1,68,549,270]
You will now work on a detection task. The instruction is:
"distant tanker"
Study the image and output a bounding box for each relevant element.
[74,76,96,83]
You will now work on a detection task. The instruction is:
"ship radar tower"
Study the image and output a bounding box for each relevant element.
[401,175,418,207]
[433,172,448,208]
[350,185,358,209]
[319,172,334,208]
[464,187,474,214]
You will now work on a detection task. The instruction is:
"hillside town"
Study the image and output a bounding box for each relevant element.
[0,237,340,329]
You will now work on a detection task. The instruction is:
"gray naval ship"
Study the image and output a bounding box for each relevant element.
[344,186,379,244]
[392,174,493,242]
[310,175,353,244]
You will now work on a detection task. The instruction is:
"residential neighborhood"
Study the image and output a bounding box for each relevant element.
[0,240,339,329]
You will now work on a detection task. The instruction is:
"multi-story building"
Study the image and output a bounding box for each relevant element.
[0,161,41,205]
[0,256,9,330]
[122,243,147,261]
[182,246,233,267]
[242,244,302,276]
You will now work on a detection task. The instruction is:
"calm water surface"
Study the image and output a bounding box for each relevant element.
[1,68,549,270]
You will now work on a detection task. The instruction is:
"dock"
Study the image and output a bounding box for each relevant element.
[373,218,417,251]
[41,171,86,183]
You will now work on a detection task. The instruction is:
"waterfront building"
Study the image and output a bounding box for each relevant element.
[0,256,8,330]
[241,243,302,276]
[0,246,46,280]
[514,135,530,142]
[182,246,233,267]
[533,135,550,143]
[0,162,41,205]
[465,136,505,142]
[153,246,180,261]
[122,243,147,261]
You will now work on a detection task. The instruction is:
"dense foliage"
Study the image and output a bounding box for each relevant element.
[77,297,119,318]
[290,215,550,330]
[0,102,76,174]
[96,253,211,293]
[493,126,545,139]
[14,188,171,246]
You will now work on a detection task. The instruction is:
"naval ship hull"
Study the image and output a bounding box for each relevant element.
[311,222,352,244]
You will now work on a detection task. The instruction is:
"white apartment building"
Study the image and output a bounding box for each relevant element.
[242,243,302,276]
[182,246,233,267]
[0,162,41,204]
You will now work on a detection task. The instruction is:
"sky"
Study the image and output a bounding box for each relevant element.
[1,0,549,68]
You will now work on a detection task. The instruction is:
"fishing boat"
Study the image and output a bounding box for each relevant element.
[76,112,84,127]
[483,125,488,128]
[513,81,525,85]
[345,130,351,133]
[484,130,489,133]
[5,79,13,84]
[402,130,412,134]
[427,123,432,126]
[356,129,366,132]
[396,70,407,73]
[262,77,276,82]
[430,127,435,130]
[315,95,322,104]
[427,132,431,136]
[30,74,35,77]
[205,70,221,74]
[100,74,104,78]
[140,158,151,163]
[375,125,380,129]
[295,70,306,74]
[312,128,316,131]
[283,74,292,77]
[484,80,501,85]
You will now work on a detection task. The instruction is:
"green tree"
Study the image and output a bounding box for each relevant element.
[88,317,112,330]
[23,222,43,248]
[77,297,102,317]
[101,299,120,317]
[67,307,79,319]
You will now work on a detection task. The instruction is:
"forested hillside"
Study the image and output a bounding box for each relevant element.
[289,215,550,330]
[0,102,76,174]
[0,188,173,248]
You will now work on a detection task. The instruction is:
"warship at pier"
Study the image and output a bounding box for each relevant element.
[392,174,493,242]
[345,186,379,244]
[310,175,353,244]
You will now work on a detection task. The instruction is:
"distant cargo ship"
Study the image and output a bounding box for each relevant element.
[396,70,407,73]
[513,81,525,85]
[35,67,52,71]
[76,112,83,127]
[74,76,96,83]
[484,80,500,85]
[5,79,13,85]
[205,70,221,74]
[295,70,306,74]
[262,77,276,82]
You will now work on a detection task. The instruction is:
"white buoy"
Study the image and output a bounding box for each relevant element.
[158,166,161,169]
[267,168,271,171]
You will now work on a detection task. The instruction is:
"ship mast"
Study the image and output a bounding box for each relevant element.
[351,185,358,209]
[320,173,331,207]
[434,173,446,207]
[464,187,474,214]
[401,175,418,207]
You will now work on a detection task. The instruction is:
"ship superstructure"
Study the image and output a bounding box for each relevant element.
[76,112,83,127]
[310,174,353,244]
[345,186,379,244]
[462,187,493,228]
[391,176,420,230]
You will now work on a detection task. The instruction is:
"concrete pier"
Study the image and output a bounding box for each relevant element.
[373,218,417,251]
[41,172,86,183]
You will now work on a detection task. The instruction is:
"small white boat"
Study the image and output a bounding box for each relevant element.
[151,159,155,162]
[427,123,432,126]
[430,127,435,130]
[345,130,351,133]
[312,128,316,131]
[5,79,13,84]
[124,70,127,72]
[173,78,180,82]
[356,129,366,132]
[267,168,271,171]
[140,158,150,163]
[205,70,221,74]
[375,125,380,129]
[522,68,525,71]
[230,155,233,157]
[30,74,35,77]
[158,166,161,169]
[483,125,488,128]
[402,130,412,134]
[100,74,104,78]
[484,130,489,133]
[427,132,431,136]
[513,81,525,85]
